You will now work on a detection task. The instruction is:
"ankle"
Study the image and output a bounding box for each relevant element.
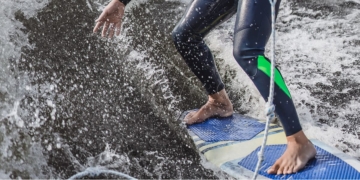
[209,89,231,104]
[286,131,310,145]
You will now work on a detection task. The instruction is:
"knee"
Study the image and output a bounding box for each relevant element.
[172,24,203,48]
[233,48,258,76]
[171,25,187,45]
[233,48,250,68]
[233,48,244,64]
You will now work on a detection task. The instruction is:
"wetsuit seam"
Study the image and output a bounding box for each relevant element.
[234,26,251,34]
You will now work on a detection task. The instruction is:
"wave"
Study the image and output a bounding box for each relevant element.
[0,0,359,178]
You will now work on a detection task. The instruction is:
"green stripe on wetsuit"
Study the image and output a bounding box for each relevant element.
[257,55,292,99]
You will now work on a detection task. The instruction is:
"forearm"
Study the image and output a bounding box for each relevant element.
[118,0,131,6]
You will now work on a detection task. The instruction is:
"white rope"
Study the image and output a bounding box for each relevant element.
[68,167,137,180]
[252,0,277,179]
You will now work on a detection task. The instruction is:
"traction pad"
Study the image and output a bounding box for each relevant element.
[186,112,265,142]
[238,145,360,179]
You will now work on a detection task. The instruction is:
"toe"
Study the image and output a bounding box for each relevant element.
[183,111,196,123]
[267,164,279,174]
[283,166,290,175]
[277,164,285,175]
[186,111,196,117]
[288,165,295,174]
[284,164,294,174]
[293,162,305,173]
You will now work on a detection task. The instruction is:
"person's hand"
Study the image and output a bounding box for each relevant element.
[93,0,125,38]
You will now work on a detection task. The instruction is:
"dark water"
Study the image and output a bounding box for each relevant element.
[1,0,359,179]
[14,0,219,178]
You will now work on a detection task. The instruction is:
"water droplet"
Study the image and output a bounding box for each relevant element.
[47,144,52,151]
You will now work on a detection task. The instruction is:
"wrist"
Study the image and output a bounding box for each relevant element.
[117,0,130,6]
[109,0,125,11]
[112,0,124,6]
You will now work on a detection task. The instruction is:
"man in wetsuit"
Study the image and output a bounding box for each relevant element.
[93,0,317,175]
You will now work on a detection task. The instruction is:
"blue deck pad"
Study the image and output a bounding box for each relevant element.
[238,145,360,179]
[187,113,265,142]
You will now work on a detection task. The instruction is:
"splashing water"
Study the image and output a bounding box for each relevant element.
[0,0,359,179]
[206,0,360,158]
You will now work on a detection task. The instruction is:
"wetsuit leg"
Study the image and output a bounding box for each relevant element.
[233,0,302,136]
[172,0,238,94]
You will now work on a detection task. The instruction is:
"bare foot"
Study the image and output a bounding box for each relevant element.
[184,89,233,125]
[267,131,317,175]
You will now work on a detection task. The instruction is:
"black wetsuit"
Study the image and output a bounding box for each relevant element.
[120,0,302,136]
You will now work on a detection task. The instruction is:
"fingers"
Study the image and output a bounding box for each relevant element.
[95,21,121,38]
[94,11,123,38]
[93,11,107,33]
[108,24,115,38]
[115,22,122,36]
[93,20,105,33]
[102,21,110,37]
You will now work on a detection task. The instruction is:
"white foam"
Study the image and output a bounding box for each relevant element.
[275,2,360,158]
[67,143,134,179]
[125,49,182,119]
[0,0,50,179]
[199,153,232,179]
[204,0,360,160]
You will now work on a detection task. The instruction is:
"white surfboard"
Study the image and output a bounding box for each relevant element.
[179,111,360,179]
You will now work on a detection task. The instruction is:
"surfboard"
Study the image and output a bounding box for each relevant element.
[178,110,360,179]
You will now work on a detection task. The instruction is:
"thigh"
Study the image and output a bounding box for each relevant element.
[233,0,281,53]
[176,0,238,37]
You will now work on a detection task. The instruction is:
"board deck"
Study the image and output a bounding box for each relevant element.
[179,110,360,179]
